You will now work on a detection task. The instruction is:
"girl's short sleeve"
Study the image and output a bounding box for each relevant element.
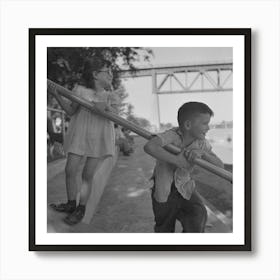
[72,85,95,102]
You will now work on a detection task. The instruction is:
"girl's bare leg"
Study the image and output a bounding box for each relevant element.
[79,157,103,205]
[65,153,83,201]
[50,152,82,212]
[64,157,103,225]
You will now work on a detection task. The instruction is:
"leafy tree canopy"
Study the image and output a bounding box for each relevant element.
[160,122,174,131]
[47,47,153,89]
[47,47,153,130]
[125,104,152,130]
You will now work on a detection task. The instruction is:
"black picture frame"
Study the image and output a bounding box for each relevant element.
[29,28,251,251]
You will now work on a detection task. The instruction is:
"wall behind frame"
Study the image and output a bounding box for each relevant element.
[0,0,279,279]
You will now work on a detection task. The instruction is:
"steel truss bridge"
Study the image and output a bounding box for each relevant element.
[120,61,233,128]
[120,61,233,94]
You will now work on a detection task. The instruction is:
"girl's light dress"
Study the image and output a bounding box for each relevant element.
[64,85,119,158]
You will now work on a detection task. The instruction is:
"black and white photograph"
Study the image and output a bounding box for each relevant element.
[3,0,280,278]
[30,29,250,250]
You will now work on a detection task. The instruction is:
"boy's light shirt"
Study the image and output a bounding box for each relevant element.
[155,127,212,201]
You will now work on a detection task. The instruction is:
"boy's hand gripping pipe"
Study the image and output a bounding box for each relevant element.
[47,79,233,183]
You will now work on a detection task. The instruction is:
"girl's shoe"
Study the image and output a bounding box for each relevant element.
[49,202,76,213]
[63,205,85,225]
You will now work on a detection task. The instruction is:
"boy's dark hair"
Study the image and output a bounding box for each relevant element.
[177,102,214,128]
[81,57,111,89]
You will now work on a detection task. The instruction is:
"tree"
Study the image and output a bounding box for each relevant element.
[47,47,153,89]
[125,104,151,130]
[134,117,152,130]
[113,85,129,116]
[160,122,173,131]
[47,47,153,116]
[125,104,137,123]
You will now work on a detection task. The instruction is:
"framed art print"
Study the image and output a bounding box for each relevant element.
[29,28,251,251]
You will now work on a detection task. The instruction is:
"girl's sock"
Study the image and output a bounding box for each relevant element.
[78,204,86,211]
[68,200,76,207]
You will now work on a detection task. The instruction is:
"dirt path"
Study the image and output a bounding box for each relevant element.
[47,136,232,233]
[75,136,155,233]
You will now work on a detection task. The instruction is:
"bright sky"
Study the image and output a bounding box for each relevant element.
[121,47,232,127]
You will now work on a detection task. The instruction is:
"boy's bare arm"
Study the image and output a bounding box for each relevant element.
[144,136,191,169]
[186,149,224,168]
[202,151,224,168]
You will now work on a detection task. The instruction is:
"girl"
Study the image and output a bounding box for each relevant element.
[49,57,120,225]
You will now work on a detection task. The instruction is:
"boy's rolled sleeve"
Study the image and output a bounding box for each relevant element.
[157,129,178,147]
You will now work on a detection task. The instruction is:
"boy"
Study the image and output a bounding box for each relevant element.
[144,102,224,233]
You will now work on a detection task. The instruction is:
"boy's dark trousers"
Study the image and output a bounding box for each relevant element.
[151,181,207,233]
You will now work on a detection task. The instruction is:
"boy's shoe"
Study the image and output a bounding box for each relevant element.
[49,202,76,213]
[63,205,85,225]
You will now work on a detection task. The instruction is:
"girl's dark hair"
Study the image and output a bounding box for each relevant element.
[177,102,214,129]
[81,57,111,89]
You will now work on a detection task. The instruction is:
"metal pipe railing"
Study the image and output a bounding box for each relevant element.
[47,79,233,183]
